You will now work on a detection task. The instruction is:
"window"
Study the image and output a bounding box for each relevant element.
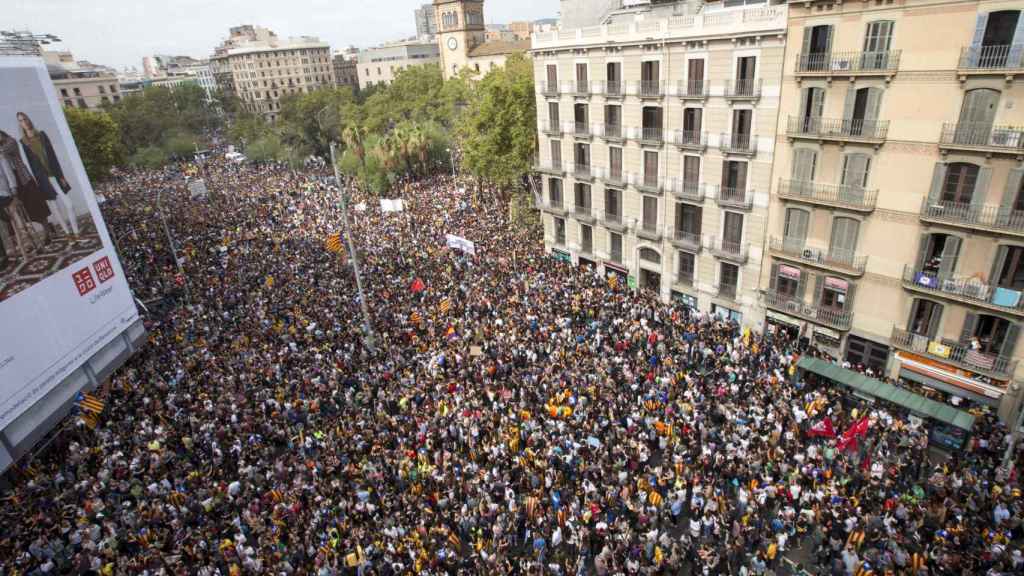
[676,203,701,240]
[574,183,591,212]
[829,217,860,263]
[917,233,961,277]
[546,64,558,91]
[548,102,560,128]
[720,262,739,294]
[550,140,562,167]
[686,59,704,94]
[723,212,744,249]
[643,151,659,187]
[609,147,622,181]
[640,247,661,264]
[862,21,894,69]
[606,62,621,94]
[791,148,817,183]
[775,264,802,299]
[683,107,702,135]
[909,299,943,338]
[941,162,980,204]
[581,224,593,253]
[60,88,68,97]
[575,63,588,92]
[799,87,825,132]
[819,277,850,312]
[844,87,883,135]
[554,217,566,244]
[783,208,810,246]
[722,160,748,197]
[574,143,589,169]
[964,313,1018,357]
[98,85,106,94]
[841,153,871,189]
[548,178,563,205]
[73,87,81,96]
[642,106,662,141]
[678,252,695,284]
[605,187,621,221]
[993,245,1024,290]
[735,56,756,94]
[641,60,660,89]
[642,196,658,231]
[574,103,589,131]
[76,98,87,108]
[683,156,700,192]
[956,89,1000,144]
[731,109,752,148]
[610,232,623,262]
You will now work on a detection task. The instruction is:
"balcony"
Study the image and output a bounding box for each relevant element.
[715,283,738,301]
[919,198,1024,237]
[891,327,1017,380]
[720,132,757,156]
[795,50,901,80]
[668,179,705,203]
[639,126,664,146]
[776,179,877,213]
[534,160,564,176]
[598,123,624,142]
[541,120,562,136]
[769,237,867,276]
[540,81,560,97]
[670,229,702,252]
[712,185,753,210]
[574,121,592,139]
[763,290,853,331]
[573,163,594,182]
[724,78,761,102]
[957,45,1024,77]
[598,80,623,99]
[676,79,708,100]
[573,205,596,224]
[573,80,591,97]
[603,211,627,232]
[539,199,566,216]
[637,80,665,99]
[787,116,889,146]
[901,264,1024,317]
[673,129,707,152]
[708,236,748,264]
[605,169,627,188]
[637,223,662,242]
[938,123,1024,157]
[635,176,662,195]
[676,272,695,287]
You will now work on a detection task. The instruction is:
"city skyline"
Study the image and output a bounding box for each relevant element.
[8,0,557,70]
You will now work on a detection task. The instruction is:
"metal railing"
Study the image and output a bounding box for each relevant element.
[677,79,707,98]
[787,116,889,140]
[541,81,560,96]
[672,230,702,251]
[574,80,590,95]
[901,264,1024,314]
[891,327,1017,378]
[600,80,622,97]
[674,130,707,149]
[541,120,562,135]
[763,291,853,331]
[677,272,695,286]
[939,122,1024,151]
[919,198,1024,234]
[638,80,665,97]
[769,237,867,274]
[573,163,592,179]
[668,179,705,202]
[795,50,902,74]
[604,211,622,224]
[599,123,623,139]
[713,185,753,210]
[725,78,761,99]
[958,44,1024,70]
[637,222,662,241]
[637,175,661,193]
[716,283,738,300]
[534,160,564,174]
[640,126,664,144]
[574,204,592,218]
[720,132,756,154]
[574,122,591,137]
[777,179,878,211]
[605,169,626,187]
[708,236,749,262]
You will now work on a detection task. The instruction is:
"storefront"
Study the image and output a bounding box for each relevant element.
[812,325,843,353]
[765,310,803,342]
[604,262,628,286]
[551,249,572,264]
[671,290,698,310]
[845,334,890,374]
[894,350,1005,409]
[712,303,742,324]
[578,256,597,269]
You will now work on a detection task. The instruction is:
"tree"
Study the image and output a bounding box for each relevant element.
[457,53,537,193]
[64,107,124,183]
[277,87,359,158]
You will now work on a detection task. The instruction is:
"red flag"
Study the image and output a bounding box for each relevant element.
[849,416,869,439]
[837,416,869,452]
[807,417,835,438]
[410,278,425,293]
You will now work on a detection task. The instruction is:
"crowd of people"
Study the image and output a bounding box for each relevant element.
[2,155,1024,576]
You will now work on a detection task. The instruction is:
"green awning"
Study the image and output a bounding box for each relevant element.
[795,356,975,432]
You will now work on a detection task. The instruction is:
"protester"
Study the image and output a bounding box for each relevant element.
[1,155,1022,576]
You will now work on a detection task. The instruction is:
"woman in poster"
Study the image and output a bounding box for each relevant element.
[16,111,77,236]
[0,129,51,244]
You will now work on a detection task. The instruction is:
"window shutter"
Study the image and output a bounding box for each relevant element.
[959,312,979,345]
[796,270,808,300]
[907,299,921,332]
[1001,322,1020,358]
[823,25,834,54]
[1000,168,1024,224]
[928,162,947,202]
[970,14,989,49]
[795,210,810,243]
[865,88,883,124]
[811,88,824,118]
[938,236,961,279]
[990,245,1010,287]
[843,283,856,312]
[1011,16,1024,66]
[926,303,943,339]
[812,274,823,304]
[971,166,992,216]
[842,86,857,121]
[914,234,930,271]
[769,262,779,290]
[801,26,813,57]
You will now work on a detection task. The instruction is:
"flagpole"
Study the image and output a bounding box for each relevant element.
[330,142,377,354]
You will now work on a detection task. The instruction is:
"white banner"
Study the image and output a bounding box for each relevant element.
[445,234,476,255]
[0,59,139,429]
[380,199,404,212]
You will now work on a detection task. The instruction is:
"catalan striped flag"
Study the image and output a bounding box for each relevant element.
[324,232,343,254]
[168,491,186,507]
[82,412,100,429]
[438,297,452,314]
[410,311,423,324]
[648,491,663,507]
[608,274,618,289]
[447,530,461,550]
[78,392,105,414]
[524,496,540,519]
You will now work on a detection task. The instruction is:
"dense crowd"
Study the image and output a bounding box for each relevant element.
[2,156,1024,576]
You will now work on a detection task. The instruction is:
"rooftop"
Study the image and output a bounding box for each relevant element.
[469,38,532,57]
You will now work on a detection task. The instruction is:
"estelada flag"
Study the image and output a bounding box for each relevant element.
[807,417,836,438]
[324,232,343,254]
[78,393,104,414]
[410,278,426,293]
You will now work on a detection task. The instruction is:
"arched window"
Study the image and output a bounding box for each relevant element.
[640,247,661,264]
[955,88,1000,144]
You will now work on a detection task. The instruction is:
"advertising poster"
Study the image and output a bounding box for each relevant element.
[0,58,139,429]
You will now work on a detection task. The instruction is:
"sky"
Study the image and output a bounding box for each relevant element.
[8,0,559,70]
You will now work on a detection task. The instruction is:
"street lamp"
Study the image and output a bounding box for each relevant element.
[446,147,456,178]
[156,186,191,305]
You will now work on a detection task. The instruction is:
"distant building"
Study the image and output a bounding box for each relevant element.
[415,3,438,38]
[332,51,359,92]
[188,61,218,100]
[433,0,531,80]
[507,21,532,40]
[485,25,517,43]
[356,39,440,90]
[142,54,203,79]
[209,25,333,122]
[44,51,121,109]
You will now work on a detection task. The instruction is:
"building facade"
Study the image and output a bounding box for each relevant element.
[763,0,1024,421]
[210,25,333,122]
[356,40,440,89]
[532,0,788,327]
[44,51,121,109]
[416,3,439,38]
[434,0,487,79]
[333,52,359,92]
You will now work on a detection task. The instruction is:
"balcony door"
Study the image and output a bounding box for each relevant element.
[605,104,621,134]
[993,245,1024,291]
[799,87,824,132]
[683,107,702,135]
[783,208,809,251]
[687,58,704,94]
[816,276,851,313]
[605,187,621,221]
[969,11,1024,67]
[546,64,557,90]
[677,203,702,237]
[643,106,663,140]
[644,150,659,188]
[641,60,660,93]
[723,211,744,249]
[732,109,752,148]
[683,155,700,192]
[862,21,894,69]
[801,24,833,70]
[548,101,560,128]
[941,162,980,205]
[828,217,860,264]
[840,153,871,204]
[575,63,588,92]
[956,88,1000,145]
[916,233,961,278]
[908,299,943,338]
[962,313,1019,357]
[722,160,747,197]
[843,86,883,136]
[609,146,622,181]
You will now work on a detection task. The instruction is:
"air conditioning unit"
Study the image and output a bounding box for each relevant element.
[802,248,820,261]
[833,59,852,71]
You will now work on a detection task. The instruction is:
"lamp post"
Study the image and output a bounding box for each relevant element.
[446,147,456,178]
[156,186,191,305]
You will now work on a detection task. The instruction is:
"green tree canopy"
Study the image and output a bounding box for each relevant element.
[64,107,124,184]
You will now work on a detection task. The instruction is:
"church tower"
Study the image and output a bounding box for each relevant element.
[434,0,486,80]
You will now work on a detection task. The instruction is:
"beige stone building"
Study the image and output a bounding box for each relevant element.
[764,0,1024,420]
[531,0,788,327]
[434,0,531,79]
[356,40,440,89]
[210,26,333,122]
[44,51,121,109]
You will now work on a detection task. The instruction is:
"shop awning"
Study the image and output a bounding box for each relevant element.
[796,356,976,432]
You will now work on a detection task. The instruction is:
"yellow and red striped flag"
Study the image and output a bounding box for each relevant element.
[79,393,104,414]
[438,297,452,314]
[608,274,618,289]
[410,311,423,324]
[324,232,343,254]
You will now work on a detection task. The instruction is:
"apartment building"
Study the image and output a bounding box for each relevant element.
[765,0,1024,420]
[210,26,334,122]
[44,51,121,109]
[531,0,788,327]
[356,40,440,89]
[333,51,360,92]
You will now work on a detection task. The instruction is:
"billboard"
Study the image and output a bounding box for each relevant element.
[0,58,139,430]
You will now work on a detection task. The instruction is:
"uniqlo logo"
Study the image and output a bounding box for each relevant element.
[93,256,115,283]
[73,268,96,296]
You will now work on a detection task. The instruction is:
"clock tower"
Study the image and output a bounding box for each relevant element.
[434,0,486,79]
